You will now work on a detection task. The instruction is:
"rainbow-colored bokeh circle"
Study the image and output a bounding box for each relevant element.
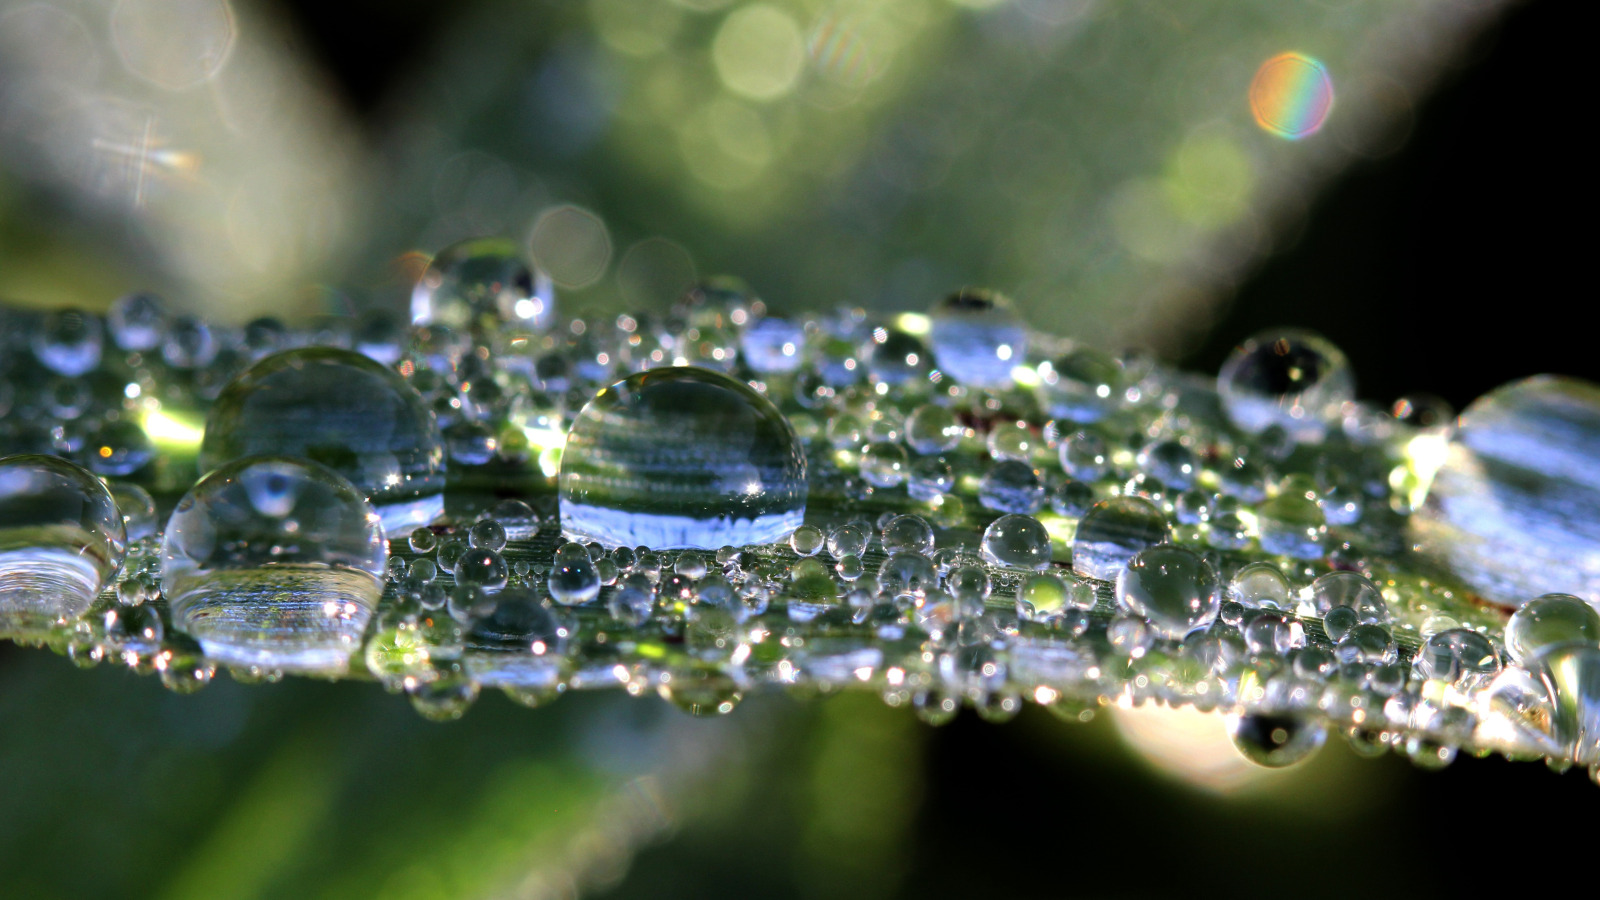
[1249,52,1334,140]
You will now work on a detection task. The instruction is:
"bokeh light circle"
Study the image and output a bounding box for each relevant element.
[1249,52,1334,140]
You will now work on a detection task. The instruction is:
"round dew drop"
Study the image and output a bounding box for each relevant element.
[0,455,127,631]
[200,347,446,536]
[160,457,387,674]
[559,367,807,549]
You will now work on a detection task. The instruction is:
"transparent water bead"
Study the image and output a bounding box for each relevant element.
[0,455,127,630]
[1071,497,1170,581]
[981,514,1052,571]
[1505,593,1600,666]
[199,348,446,536]
[1227,713,1326,768]
[1229,561,1290,609]
[33,308,103,377]
[1115,545,1220,639]
[107,292,167,352]
[1217,328,1353,442]
[1414,628,1501,684]
[1411,376,1600,607]
[1038,348,1121,423]
[160,457,387,673]
[559,367,807,549]
[739,316,805,374]
[927,288,1026,389]
[411,237,554,332]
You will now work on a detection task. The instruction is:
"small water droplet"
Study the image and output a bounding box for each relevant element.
[1115,545,1219,639]
[1217,328,1353,442]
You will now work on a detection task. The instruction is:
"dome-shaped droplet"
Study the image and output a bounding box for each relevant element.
[32,308,103,377]
[411,237,553,332]
[559,366,807,549]
[1506,593,1600,666]
[1115,544,1219,639]
[160,457,387,673]
[739,316,805,374]
[1227,712,1326,767]
[1072,497,1169,581]
[981,514,1052,571]
[864,329,930,385]
[1412,376,1600,607]
[978,460,1044,514]
[107,292,168,352]
[1217,328,1353,442]
[1038,348,1122,423]
[1308,570,1388,624]
[0,455,127,629]
[1413,628,1501,684]
[927,288,1026,389]
[1229,561,1291,609]
[906,404,963,455]
[199,348,446,535]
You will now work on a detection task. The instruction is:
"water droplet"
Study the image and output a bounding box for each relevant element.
[865,329,930,386]
[659,667,744,716]
[549,542,601,605]
[906,404,962,455]
[1217,329,1353,442]
[978,460,1044,514]
[1058,430,1110,481]
[1136,440,1198,491]
[1412,376,1600,607]
[560,367,806,549]
[859,441,908,489]
[740,316,805,374]
[0,455,126,631]
[1115,545,1219,639]
[160,457,386,673]
[927,288,1025,389]
[1257,477,1326,559]
[1015,571,1091,621]
[790,524,824,556]
[1505,593,1600,665]
[107,292,167,352]
[32,308,103,377]
[881,514,934,556]
[1071,497,1169,581]
[980,514,1052,571]
[827,523,870,558]
[1308,571,1388,624]
[1228,561,1290,609]
[1536,644,1600,764]
[1414,628,1501,684]
[1038,348,1121,423]
[1227,713,1326,767]
[200,348,446,536]
[468,518,508,551]
[1335,623,1396,665]
[412,237,552,332]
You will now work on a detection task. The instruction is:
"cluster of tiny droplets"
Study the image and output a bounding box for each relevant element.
[1,237,1597,781]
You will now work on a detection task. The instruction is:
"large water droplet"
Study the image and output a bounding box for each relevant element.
[411,237,553,332]
[1227,712,1326,767]
[927,288,1026,389]
[1115,544,1219,639]
[200,348,446,536]
[0,455,127,630]
[1412,376,1600,607]
[559,366,807,549]
[160,457,387,673]
[1505,593,1600,666]
[1217,328,1352,442]
[1071,497,1169,581]
[980,514,1052,571]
